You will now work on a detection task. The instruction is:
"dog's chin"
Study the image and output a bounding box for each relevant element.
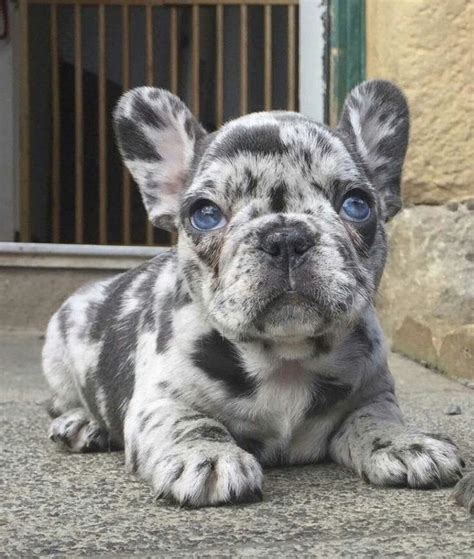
[253,293,326,339]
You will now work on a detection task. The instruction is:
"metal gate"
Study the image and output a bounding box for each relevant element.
[19,0,300,246]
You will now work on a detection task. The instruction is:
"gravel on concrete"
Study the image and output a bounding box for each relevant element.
[1,332,473,558]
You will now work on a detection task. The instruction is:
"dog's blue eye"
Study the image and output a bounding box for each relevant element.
[190,202,227,231]
[340,196,371,222]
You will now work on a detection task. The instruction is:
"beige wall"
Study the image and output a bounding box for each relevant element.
[367,1,474,379]
[366,0,473,206]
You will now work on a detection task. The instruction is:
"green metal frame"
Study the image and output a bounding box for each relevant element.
[328,0,366,126]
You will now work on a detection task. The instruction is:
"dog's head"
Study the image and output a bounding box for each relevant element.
[114,81,409,342]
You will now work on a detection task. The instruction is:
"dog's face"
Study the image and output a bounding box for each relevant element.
[114,81,409,342]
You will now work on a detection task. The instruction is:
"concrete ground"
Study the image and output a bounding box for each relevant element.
[1,332,472,558]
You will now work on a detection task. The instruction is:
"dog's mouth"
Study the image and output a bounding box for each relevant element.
[252,289,326,336]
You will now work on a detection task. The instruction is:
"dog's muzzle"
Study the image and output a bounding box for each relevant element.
[257,226,316,270]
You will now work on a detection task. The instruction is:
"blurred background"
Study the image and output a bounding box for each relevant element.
[0,0,472,380]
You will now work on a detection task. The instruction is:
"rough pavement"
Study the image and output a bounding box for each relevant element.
[1,332,473,557]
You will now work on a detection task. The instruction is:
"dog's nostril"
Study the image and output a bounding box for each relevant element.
[260,239,282,257]
[293,237,314,255]
[259,229,315,258]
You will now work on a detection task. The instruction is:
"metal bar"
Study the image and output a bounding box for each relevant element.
[50,3,61,242]
[98,3,107,244]
[0,241,163,257]
[145,2,155,244]
[169,6,179,247]
[74,2,84,243]
[19,0,30,242]
[0,242,164,271]
[287,4,296,111]
[239,4,248,115]
[216,3,224,127]
[264,4,272,110]
[170,6,178,94]
[26,1,300,6]
[145,2,154,86]
[191,4,200,117]
[122,4,131,245]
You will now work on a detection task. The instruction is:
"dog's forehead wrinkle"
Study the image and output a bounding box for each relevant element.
[189,152,360,213]
[193,111,363,191]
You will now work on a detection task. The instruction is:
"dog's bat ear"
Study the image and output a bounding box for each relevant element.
[114,87,207,231]
[337,80,409,220]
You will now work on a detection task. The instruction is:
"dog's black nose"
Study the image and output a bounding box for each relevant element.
[259,227,315,261]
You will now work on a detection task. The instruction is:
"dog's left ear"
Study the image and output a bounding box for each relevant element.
[338,80,409,220]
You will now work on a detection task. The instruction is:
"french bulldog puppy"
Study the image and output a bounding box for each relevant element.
[42,80,464,507]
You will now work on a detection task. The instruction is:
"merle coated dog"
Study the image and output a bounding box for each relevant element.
[42,80,465,507]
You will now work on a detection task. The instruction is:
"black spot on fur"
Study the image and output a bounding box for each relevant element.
[409,443,424,453]
[169,463,185,483]
[211,124,287,159]
[184,116,195,139]
[129,445,139,473]
[132,95,166,129]
[192,330,257,398]
[142,305,156,332]
[302,149,313,170]
[196,459,216,472]
[182,261,202,288]
[306,377,351,417]
[234,435,265,460]
[173,413,206,426]
[45,398,61,419]
[82,368,103,425]
[176,425,232,444]
[140,411,156,430]
[310,180,324,192]
[270,182,287,213]
[115,117,160,162]
[244,169,259,195]
[156,292,175,354]
[57,304,72,341]
[350,322,375,358]
[372,438,392,452]
[312,334,332,355]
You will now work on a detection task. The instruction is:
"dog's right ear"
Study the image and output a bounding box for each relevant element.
[114,87,207,231]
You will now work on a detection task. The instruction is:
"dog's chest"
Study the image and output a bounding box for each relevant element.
[215,354,352,464]
[224,361,317,442]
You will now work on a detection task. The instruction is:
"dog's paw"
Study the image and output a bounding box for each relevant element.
[451,471,474,513]
[361,432,464,489]
[49,409,108,453]
[151,445,263,507]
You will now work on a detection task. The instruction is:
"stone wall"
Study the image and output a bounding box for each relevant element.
[366,0,473,379]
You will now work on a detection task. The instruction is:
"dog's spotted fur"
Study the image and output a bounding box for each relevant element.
[42,81,464,506]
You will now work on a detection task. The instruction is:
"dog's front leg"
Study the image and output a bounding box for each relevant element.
[329,392,464,488]
[124,397,263,507]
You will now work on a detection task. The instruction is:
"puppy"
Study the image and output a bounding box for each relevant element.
[42,80,464,507]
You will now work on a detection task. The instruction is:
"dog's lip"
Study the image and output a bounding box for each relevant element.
[256,290,316,318]
[275,289,309,302]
